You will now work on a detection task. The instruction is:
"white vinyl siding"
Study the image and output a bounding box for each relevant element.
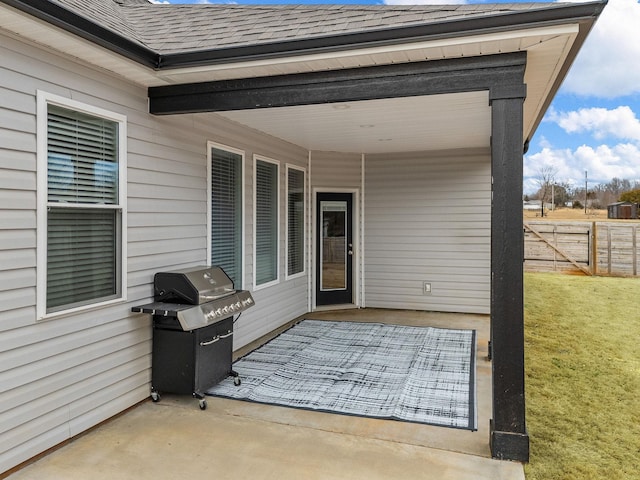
[364,149,491,314]
[0,32,312,474]
[37,95,127,317]
[254,156,280,288]
[310,151,361,189]
[286,165,306,279]
[1,34,149,472]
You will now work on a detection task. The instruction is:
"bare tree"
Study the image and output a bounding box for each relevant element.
[535,166,558,217]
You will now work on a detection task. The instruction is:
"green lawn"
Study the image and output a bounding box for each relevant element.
[524,272,640,479]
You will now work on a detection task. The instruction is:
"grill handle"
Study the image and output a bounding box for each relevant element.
[200,330,233,346]
[199,289,235,301]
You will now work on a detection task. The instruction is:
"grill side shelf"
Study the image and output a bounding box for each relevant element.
[131,302,193,317]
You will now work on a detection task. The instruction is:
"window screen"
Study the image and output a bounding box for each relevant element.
[210,147,243,288]
[255,159,278,286]
[287,167,305,276]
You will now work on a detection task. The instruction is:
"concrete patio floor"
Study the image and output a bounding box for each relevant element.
[5,309,525,480]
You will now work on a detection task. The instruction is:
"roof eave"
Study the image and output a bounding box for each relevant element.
[157,1,607,69]
[1,0,606,71]
[525,1,606,143]
[1,0,158,68]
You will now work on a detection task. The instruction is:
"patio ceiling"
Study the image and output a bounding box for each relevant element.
[218,91,491,154]
[211,25,576,154]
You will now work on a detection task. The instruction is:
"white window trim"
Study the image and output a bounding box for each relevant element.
[36,91,128,320]
[207,141,245,287]
[253,154,280,290]
[285,164,306,281]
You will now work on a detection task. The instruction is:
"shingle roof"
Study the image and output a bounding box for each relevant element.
[52,0,566,55]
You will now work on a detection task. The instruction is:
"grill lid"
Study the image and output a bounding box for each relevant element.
[154,266,235,305]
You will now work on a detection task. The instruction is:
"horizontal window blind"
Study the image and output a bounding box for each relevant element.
[211,147,242,288]
[287,168,305,276]
[46,104,121,313]
[255,160,278,286]
[47,208,118,311]
[48,106,118,204]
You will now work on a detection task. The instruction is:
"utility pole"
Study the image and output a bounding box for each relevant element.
[584,170,588,214]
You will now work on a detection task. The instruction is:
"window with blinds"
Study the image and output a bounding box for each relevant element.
[255,158,279,287]
[287,166,305,277]
[45,103,123,314]
[210,146,243,288]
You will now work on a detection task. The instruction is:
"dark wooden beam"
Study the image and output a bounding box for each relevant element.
[149,52,527,115]
[489,81,530,462]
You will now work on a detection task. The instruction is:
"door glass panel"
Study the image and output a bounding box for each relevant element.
[320,201,347,290]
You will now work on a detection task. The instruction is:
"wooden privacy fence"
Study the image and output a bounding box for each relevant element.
[524,221,640,276]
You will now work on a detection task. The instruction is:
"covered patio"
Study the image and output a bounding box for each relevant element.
[0,1,606,474]
[5,309,525,480]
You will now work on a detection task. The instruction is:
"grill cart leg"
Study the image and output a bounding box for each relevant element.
[151,389,160,402]
[231,370,241,386]
[193,392,207,410]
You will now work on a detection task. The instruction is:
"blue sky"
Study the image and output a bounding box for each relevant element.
[155,0,640,194]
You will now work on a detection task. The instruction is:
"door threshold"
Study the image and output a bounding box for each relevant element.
[313,304,359,312]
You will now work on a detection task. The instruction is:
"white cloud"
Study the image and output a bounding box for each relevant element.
[562,0,640,97]
[548,106,640,143]
[524,143,640,192]
[537,135,553,149]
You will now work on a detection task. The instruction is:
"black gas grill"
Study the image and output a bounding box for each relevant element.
[131,266,254,410]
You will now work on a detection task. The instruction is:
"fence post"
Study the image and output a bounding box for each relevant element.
[607,226,612,275]
[633,225,637,276]
[591,222,597,275]
[553,224,557,271]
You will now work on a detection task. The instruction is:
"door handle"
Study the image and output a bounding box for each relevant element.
[348,250,353,255]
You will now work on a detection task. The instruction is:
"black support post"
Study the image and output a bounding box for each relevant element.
[489,85,530,462]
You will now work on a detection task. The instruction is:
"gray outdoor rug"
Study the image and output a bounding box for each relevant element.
[207,320,477,430]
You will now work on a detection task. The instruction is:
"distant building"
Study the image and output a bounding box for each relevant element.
[607,201,638,219]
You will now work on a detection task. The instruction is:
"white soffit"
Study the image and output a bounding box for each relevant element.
[0,4,160,85]
[219,91,491,154]
[522,29,578,138]
[156,24,580,85]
